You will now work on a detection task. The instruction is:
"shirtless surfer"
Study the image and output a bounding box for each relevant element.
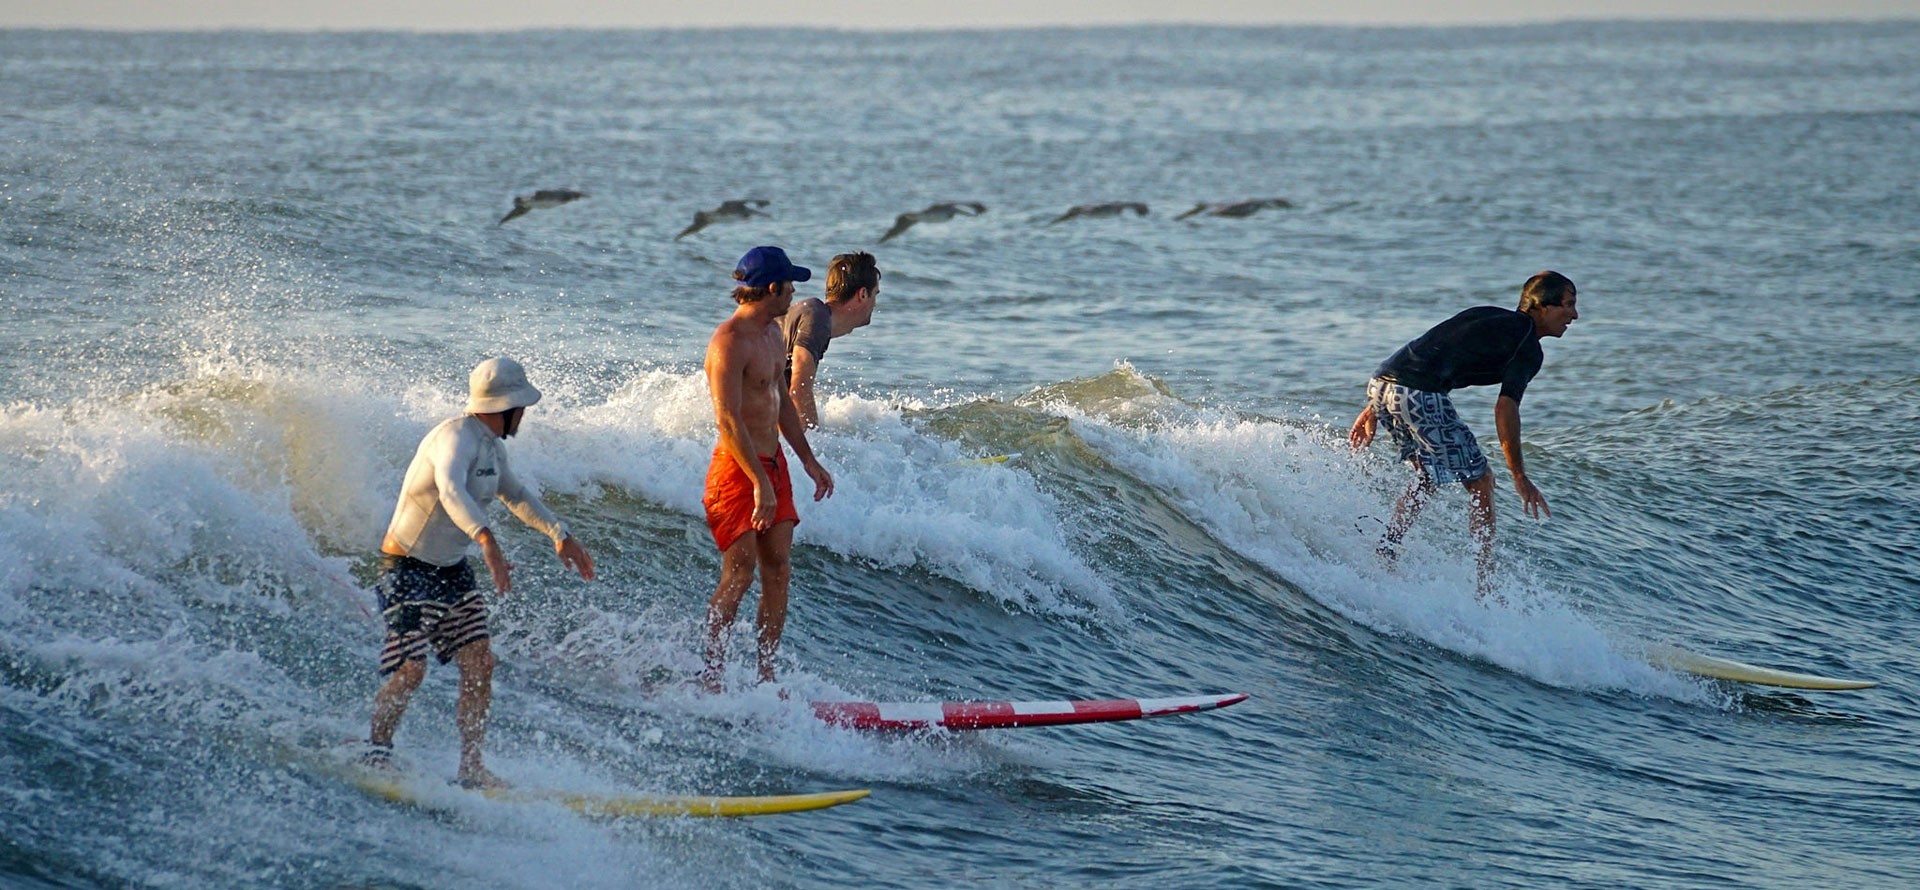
[365,357,595,787]
[1347,271,1579,594]
[783,251,881,429]
[702,246,835,690]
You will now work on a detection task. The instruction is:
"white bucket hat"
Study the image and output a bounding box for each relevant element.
[465,357,543,414]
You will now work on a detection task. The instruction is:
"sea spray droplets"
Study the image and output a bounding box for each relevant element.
[518,367,1122,617]
[1029,367,1713,702]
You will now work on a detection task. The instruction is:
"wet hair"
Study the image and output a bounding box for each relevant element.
[1518,270,1576,311]
[730,269,782,305]
[823,251,880,303]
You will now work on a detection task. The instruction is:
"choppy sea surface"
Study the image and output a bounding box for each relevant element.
[3,22,1918,890]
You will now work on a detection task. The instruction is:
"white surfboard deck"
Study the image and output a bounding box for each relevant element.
[1646,643,1878,690]
[811,692,1248,731]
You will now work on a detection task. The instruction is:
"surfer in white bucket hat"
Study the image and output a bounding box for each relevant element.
[365,356,595,789]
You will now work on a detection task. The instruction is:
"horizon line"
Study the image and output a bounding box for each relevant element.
[5,13,1918,35]
[3,17,1920,35]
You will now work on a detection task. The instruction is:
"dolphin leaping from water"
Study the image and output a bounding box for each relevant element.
[1174,198,1295,220]
[498,189,589,225]
[878,202,987,242]
[1047,202,1149,225]
[675,199,770,240]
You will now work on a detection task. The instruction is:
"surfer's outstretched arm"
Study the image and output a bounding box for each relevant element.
[495,456,594,581]
[777,376,832,501]
[1494,395,1548,519]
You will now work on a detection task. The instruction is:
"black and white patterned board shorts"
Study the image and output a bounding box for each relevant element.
[1367,377,1490,486]
[373,554,488,676]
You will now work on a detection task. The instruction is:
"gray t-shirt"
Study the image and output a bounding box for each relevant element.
[781,298,833,384]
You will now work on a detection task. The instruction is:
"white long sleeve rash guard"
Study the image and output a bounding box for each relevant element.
[383,415,569,566]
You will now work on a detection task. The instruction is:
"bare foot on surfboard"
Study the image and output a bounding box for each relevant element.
[456,767,510,790]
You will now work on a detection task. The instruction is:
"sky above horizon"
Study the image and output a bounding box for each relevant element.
[5,0,1918,30]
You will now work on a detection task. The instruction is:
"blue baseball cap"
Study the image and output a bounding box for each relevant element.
[733,246,811,288]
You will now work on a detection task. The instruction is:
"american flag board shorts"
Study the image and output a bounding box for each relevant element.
[373,554,489,675]
[1367,377,1490,486]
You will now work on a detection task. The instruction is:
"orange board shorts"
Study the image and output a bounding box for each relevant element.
[703,447,800,552]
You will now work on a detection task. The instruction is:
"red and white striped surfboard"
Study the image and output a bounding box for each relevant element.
[809,692,1249,731]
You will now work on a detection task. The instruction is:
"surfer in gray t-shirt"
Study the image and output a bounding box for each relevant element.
[782,251,882,429]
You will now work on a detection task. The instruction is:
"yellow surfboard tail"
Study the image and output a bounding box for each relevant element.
[1647,643,1878,691]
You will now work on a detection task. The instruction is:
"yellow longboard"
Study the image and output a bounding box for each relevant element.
[349,772,870,817]
[1647,643,1878,691]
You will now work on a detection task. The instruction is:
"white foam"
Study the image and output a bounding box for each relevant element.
[513,369,1119,616]
[524,603,1015,783]
[1031,367,1712,703]
[628,664,1009,783]
[21,632,303,726]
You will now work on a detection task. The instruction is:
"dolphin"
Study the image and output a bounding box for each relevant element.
[675,199,770,240]
[1047,202,1150,225]
[878,202,987,242]
[1173,198,1294,220]
[498,189,589,225]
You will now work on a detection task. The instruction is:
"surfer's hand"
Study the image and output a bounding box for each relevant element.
[557,535,595,582]
[1514,475,1550,519]
[804,459,833,501]
[752,479,777,530]
[478,528,514,594]
[1348,405,1377,450]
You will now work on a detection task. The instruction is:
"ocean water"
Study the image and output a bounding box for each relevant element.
[3,21,1918,890]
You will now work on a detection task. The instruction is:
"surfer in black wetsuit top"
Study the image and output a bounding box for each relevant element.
[1348,271,1580,594]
